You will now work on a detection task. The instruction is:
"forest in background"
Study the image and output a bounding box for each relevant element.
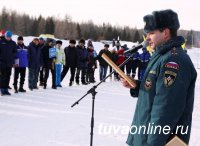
[0,7,199,48]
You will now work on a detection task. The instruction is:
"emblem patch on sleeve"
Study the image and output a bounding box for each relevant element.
[145,78,152,90]
[164,71,177,87]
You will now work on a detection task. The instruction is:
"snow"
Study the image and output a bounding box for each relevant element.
[0,36,199,146]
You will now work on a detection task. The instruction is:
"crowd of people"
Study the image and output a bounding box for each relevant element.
[0,29,151,96]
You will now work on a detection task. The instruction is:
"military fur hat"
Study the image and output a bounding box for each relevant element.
[143,9,180,33]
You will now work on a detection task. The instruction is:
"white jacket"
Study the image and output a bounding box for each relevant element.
[55,47,65,65]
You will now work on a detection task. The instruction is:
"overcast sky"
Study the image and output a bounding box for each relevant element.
[0,0,199,31]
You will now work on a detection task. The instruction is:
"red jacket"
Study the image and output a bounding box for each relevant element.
[117,49,125,65]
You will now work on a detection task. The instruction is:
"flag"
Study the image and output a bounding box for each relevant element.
[143,35,153,55]
[181,39,187,49]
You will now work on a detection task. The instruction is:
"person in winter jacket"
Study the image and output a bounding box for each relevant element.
[13,36,28,93]
[117,46,125,71]
[1,30,14,90]
[61,39,77,86]
[38,37,45,86]
[0,30,6,40]
[28,38,42,90]
[86,44,97,83]
[112,39,115,47]
[131,51,140,78]
[55,40,65,87]
[87,39,98,61]
[87,39,93,48]
[125,48,140,79]
[138,47,151,80]
[109,48,118,80]
[115,40,121,51]
[97,44,112,81]
[75,39,89,85]
[0,30,17,96]
[42,38,56,89]
[121,9,197,146]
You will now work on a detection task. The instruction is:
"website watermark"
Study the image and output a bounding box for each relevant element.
[98,123,189,135]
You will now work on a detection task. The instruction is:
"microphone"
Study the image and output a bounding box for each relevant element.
[124,41,148,54]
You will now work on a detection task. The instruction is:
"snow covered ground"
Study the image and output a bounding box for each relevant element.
[0,36,199,146]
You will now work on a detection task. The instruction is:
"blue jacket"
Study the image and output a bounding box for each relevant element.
[0,38,17,67]
[125,50,140,61]
[28,42,42,69]
[16,44,28,67]
[76,45,88,69]
[132,51,140,60]
[139,49,151,62]
[139,49,151,70]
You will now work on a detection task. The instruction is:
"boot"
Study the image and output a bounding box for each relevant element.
[19,86,26,92]
[33,86,38,89]
[39,81,44,86]
[69,81,73,86]
[90,80,96,83]
[76,80,79,85]
[1,88,5,96]
[4,88,11,95]
[132,74,136,79]
[52,86,57,89]
[14,85,18,93]
[43,83,47,89]
[82,81,88,85]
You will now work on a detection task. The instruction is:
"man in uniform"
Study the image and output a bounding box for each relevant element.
[121,9,197,146]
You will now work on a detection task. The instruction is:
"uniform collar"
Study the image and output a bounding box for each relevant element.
[155,36,185,55]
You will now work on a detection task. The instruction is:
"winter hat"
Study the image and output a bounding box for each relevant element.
[69,39,76,44]
[56,40,62,45]
[0,30,6,36]
[33,38,39,41]
[143,9,180,33]
[5,30,12,38]
[79,39,85,44]
[39,37,45,41]
[104,44,109,48]
[17,36,23,41]
[123,44,127,48]
[46,38,54,43]
[87,39,93,45]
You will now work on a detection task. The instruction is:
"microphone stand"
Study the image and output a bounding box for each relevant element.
[71,52,136,146]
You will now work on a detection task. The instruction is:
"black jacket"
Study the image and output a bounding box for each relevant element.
[97,49,112,67]
[64,45,77,68]
[0,38,17,67]
[76,45,88,69]
[42,44,55,68]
